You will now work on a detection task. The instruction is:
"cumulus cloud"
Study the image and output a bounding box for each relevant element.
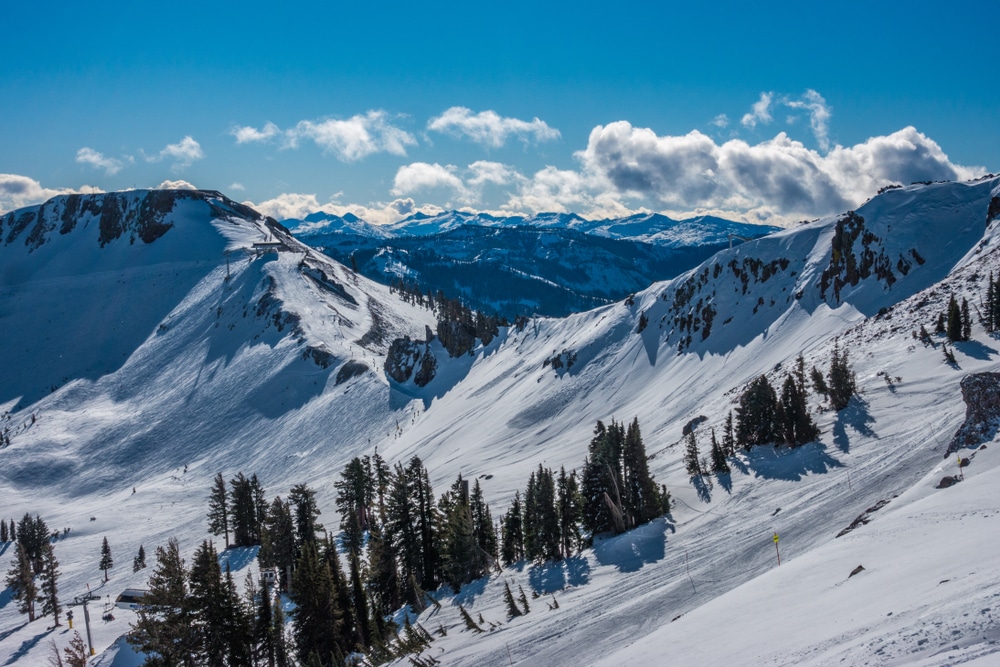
[428,107,560,148]
[235,111,416,162]
[145,136,204,171]
[784,89,832,151]
[0,174,101,214]
[231,122,280,144]
[574,121,985,223]
[712,114,730,129]
[391,162,466,197]
[245,192,444,226]
[155,179,198,190]
[75,147,131,175]
[741,92,774,128]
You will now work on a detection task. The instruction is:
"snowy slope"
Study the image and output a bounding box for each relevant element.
[2,178,1000,665]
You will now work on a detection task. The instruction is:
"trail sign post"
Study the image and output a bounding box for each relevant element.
[773,532,781,565]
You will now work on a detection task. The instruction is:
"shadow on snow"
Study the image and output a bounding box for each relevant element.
[593,517,671,573]
[527,555,591,595]
[744,441,843,481]
[831,396,876,454]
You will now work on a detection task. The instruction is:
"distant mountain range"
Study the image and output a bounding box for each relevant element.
[287,210,779,316]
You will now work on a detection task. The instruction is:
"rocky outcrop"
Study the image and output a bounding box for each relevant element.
[947,372,1000,455]
[384,336,436,386]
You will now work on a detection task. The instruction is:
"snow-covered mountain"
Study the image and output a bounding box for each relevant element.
[289,211,777,317]
[3,177,1000,665]
[286,209,778,248]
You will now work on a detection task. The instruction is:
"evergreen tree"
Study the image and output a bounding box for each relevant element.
[365,520,400,620]
[811,365,829,396]
[290,542,342,667]
[335,457,374,556]
[222,563,254,665]
[503,581,522,618]
[6,540,38,621]
[936,311,946,334]
[1,519,7,543]
[709,428,730,474]
[348,549,372,649]
[321,536,356,653]
[621,418,663,527]
[777,373,819,446]
[16,513,50,574]
[961,297,972,341]
[133,544,147,572]
[39,541,60,625]
[208,472,230,548]
[470,479,498,567]
[441,486,480,592]
[256,576,276,667]
[273,598,291,667]
[735,375,778,449]
[230,472,261,548]
[683,431,702,477]
[289,484,323,558]
[722,411,736,457]
[827,342,857,411]
[188,540,229,664]
[500,491,524,565]
[128,538,194,666]
[946,295,963,342]
[261,496,295,590]
[580,420,626,535]
[556,468,583,558]
[99,537,113,582]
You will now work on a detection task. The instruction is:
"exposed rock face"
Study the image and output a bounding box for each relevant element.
[384,336,436,386]
[335,360,369,385]
[947,372,1000,455]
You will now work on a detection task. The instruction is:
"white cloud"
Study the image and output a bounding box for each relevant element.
[712,114,730,129]
[286,111,416,161]
[145,136,204,172]
[0,174,102,214]
[229,182,246,192]
[467,161,523,188]
[741,92,774,128]
[75,148,131,175]
[575,121,985,223]
[428,107,560,148]
[245,192,443,226]
[783,89,832,151]
[231,122,280,144]
[155,179,198,190]
[391,162,466,198]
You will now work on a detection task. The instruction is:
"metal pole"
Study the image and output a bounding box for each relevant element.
[83,598,95,656]
[773,532,781,566]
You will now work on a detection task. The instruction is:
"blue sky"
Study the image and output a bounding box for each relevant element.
[1,0,997,225]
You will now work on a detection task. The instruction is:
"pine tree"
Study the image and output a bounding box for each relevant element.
[683,431,702,477]
[827,342,857,411]
[936,311,946,334]
[470,479,498,567]
[810,365,828,396]
[735,375,778,448]
[273,598,291,667]
[517,585,531,615]
[986,273,996,332]
[6,540,38,621]
[722,411,736,457]
[39,541,60,625]
[128,538,194,666]
[500,491,524,565]
[947,295,963,342]
[556,468,583,558]
[348,549,372,649]
[503,581,522,618]
[16,513,50,574]
[709,428,730,474]
[961,298,972,341]
[208,472,231,549]
[777,374,819,446]
[335,457,374,556]
[580,420,626,535]
[99,537,113,582]
[230,472,258,548]
[133,544,147,572]
[289,484,322,558]
[620,418,663,527]
[365,520,400,620]
[441,488,479,592]
[261,496,295,590]
[290,541,342,667]
[189,539,229,664]
[256,576,276,667]
[1,519,7,543]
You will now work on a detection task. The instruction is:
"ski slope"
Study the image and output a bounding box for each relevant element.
[2,179,1000,665]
